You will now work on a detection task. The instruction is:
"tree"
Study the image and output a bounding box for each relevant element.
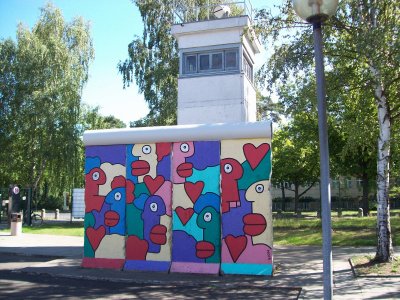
[256,91,284,123]
[255,0,399,261]
[119,0,229,127]
[336,78,378,215]
[0,39,18,184]
[119,0,179,126]
[0,3,94,202]
[272,114,320,213]
[82,105,127,130]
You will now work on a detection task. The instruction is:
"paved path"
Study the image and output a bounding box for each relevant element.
[0,232,399,299]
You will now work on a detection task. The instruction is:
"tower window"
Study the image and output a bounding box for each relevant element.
[185,55,197,73]
[211,53,223,70]
[243,55,253,82]
[182,48,239,75]
[199,54,210,71]
[225,50,238,69]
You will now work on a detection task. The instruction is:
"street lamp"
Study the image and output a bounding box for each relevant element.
[292,1,339,299]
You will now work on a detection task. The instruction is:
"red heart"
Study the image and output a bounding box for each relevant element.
[184,181,204,204]
[225,235,247,262]
[86,226,106,251]
[243,143,270,170]
[175,207,194,225]
[126,236,149,260]
[144,175,165,194]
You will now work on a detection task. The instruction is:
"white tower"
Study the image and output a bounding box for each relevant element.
[171,1,262,125]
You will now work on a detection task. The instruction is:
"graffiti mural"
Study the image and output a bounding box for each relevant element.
[124,143,173,272]
[82,145,127,269]
[220,139,273,275]
[82,122,273,275]
[170,141,221,274]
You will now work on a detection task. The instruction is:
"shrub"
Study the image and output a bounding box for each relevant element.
[299,196,316,203]
[37,195,63,210]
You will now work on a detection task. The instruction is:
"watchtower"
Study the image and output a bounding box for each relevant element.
[171,1,262,124]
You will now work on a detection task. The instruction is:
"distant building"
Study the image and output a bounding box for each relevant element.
[270,177,379,211]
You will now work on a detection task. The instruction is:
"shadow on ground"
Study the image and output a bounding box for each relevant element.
[0,270,301,300]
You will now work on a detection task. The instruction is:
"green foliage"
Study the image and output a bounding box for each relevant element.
[255,0,399,168]
[81,105,126,130]
[120,0,238,127]
[119,0,179,126]
[256,91,284,122]
[255,0,400,259]
[38,195,64,210]
[272,114,322,210]
[0,4,94,202]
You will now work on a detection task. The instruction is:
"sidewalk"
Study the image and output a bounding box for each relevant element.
[0,231,399,299]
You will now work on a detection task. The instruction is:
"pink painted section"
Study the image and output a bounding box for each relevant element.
[155,181,173,216]
[81,257,125,270]
[171,142,194,183]
[170,262,220,274]
[221,235,272,264]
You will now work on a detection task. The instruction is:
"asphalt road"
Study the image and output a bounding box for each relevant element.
[0,254,301,300]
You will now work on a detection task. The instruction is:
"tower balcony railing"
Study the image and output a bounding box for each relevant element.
[173,0,253,24]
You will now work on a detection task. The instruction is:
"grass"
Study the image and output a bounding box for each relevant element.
[274,215,400,246]
[351,255,400,276]
[0,222,84,237]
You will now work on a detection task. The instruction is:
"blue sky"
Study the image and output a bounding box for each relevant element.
[0,0,279,126]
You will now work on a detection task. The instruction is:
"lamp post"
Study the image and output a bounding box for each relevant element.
[292,1,339,299]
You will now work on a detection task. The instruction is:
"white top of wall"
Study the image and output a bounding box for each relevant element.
[83,121,272,146]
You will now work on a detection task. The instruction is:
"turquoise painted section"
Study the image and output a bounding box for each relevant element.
[187,166,220,195]
[172,211,203,241]
[221,263,273,275]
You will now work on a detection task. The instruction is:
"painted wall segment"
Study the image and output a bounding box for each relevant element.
[82,145,127,269]
[220,139,273,275]
[170,141,221,274]
[124,143,172,272]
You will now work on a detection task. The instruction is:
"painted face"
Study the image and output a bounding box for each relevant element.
[196,206,219,259]
[197,206,219,230]
[142,195,167,249]
[104,187,125,227]
[220,158,243,213]
[131,143,157,179]
[244,180,269,236]
[86,167,107,187]
[85,167,107,212]
[172,142,195,182]
[143,195,167,217]
[221,158,243,179]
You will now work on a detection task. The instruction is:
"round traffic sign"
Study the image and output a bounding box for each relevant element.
[13,186,20,195]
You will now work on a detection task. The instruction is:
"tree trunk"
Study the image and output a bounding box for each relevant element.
[281,182,286,211]
[294,184,299,213]
[362,171,370,216]
[373,74,393,262]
